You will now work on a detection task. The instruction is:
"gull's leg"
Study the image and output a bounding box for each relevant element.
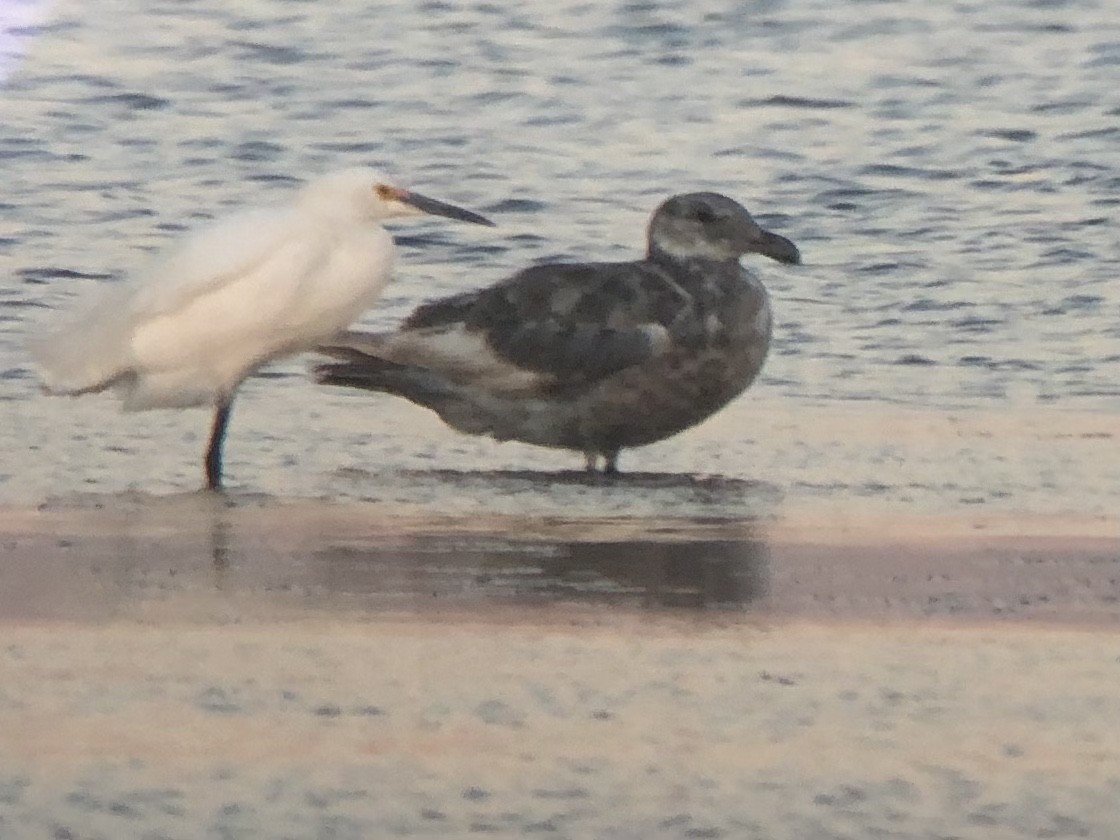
[205,394,235,491]
[603,450,620,475]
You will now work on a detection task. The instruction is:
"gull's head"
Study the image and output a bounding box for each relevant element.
[647,192,800,265]
[300,168,494,227]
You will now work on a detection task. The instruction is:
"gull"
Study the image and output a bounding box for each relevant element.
[30,167,494,489]
[315,191,800,473]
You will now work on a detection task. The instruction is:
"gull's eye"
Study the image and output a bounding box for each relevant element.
[695,206,717,224]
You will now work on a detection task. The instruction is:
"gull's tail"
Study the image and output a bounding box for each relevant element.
[315,330,392,363]
[314,353,456,405]
[315,329,459,403]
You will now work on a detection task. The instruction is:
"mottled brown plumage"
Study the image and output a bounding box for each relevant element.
[316,192,800,472]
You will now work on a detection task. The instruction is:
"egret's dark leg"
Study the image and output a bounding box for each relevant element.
[583,451,599,473]
[205,394,235,491]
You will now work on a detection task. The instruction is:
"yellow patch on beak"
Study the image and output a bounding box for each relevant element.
[375,183,405,202]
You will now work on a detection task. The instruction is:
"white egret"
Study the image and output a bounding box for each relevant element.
[30,167,494,489]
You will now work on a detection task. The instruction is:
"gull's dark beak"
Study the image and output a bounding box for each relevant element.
[396,188,495,227]
[755,229,801,265]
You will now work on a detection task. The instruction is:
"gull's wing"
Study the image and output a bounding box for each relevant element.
[337,260,695,394]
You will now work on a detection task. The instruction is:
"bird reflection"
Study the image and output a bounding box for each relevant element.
[209,511,232,583]
[312,534,769,612]
[536,539,768,609]
[76,496,769,616]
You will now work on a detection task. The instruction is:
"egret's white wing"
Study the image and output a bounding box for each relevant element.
[126,223,390,388]
[31,205,323,395]
[126,206,308,319]
[116,221,391,411]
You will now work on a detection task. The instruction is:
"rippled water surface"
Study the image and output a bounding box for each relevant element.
[1,0,1117,512]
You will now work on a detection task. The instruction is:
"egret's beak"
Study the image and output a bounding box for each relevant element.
[389,187,495,227]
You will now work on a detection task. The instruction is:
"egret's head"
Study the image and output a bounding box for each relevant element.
[301,168,494,227]
[647,192,800,265]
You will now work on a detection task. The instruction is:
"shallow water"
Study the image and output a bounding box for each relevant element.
[1,0,1117,513]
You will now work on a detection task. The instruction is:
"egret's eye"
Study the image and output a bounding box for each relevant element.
[695,206,717,224]
[375,183,396,201]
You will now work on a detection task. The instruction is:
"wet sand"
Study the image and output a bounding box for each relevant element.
[0,498,1117,623]
[1,500,1118,837]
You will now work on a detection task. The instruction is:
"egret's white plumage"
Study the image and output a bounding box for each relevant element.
[30,167,493,488]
